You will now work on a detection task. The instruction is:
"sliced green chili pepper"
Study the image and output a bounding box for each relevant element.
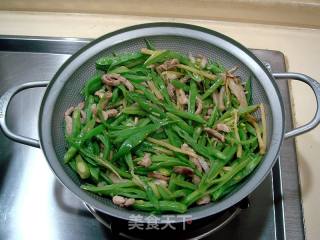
[188,80,198,114]
[133,200,187,213]
[171,79,190,91]
[245,76,253,105]
[165,106,205,124]
[82,74,102,98]
[76,155,90,179]
[201,77,224,100]
[113,123,162,160]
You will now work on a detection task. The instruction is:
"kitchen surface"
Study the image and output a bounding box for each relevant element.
[0,36,304,240]
[0,3,319,239]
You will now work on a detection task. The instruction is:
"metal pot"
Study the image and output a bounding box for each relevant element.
[1,23,319,224]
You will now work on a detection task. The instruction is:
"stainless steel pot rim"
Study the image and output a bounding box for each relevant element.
[38,22,284,223]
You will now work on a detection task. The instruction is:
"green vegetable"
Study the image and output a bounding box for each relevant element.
[188,80,198,115]
[82,74,102,98]
[245,76,253,105]
[97,132,111,160]
[171,79,190,91]
[144,49,190,66]
[64,44,267,213]
[113,123,162,160]
[206,62,225,74]
[165,105,205,124]
[76,155,90,179]
[201,77,224,100]
[133,200,187,213]
[72,109,81,137]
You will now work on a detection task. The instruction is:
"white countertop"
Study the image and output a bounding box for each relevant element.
[0,11,319,239]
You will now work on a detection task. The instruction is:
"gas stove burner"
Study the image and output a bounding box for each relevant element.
[85,198,249,240]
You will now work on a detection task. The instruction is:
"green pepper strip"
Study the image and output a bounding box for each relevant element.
[99,52,146,71]
[206,146,238,182]
[173,179,197,190]
[183,147,241,206]
[80,148,130,179]
[176,64,216,80]
[109,114,127,128]
[144,49,190,66]
[75,155,90,179]
[122,105,146,115]
[188,80,198,116]
[128,92,165,118]
[157,185,173,200]
[82,183,147,199]
[89,166,100,183]
[245,76,253,105]
[206,62,225,74]
[151,70,173,106]
[133,83,163,106]
[122,74,150,83]
[172,189,192,199]
[207,156,252,194]
[207,106,219,127]
[125,153,134,173]
[64,119,96,163]
[96,132,111,160]
[113,123,162,160]
[80,124,105,142]
[84,95,95,121]
[81,181,136,191]
[71,108,81,137]
[165,106,205,124]
[192,126,202,142]
[133,200,187,214]
[82,74,102,98]
[218,104,259,123]
[109,87,120,105]
[146,184,160,211]
[110,125,151,143]
[212,154,262,200]
[166,112,194,135]
[148,161,190,171]
[171,79,190,91]
[172,126,227,160]
[201,77,224,100]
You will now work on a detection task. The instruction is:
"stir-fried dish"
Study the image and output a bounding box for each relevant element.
[63,42,267,214]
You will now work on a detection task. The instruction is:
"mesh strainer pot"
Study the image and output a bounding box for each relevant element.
[1,23,320,223]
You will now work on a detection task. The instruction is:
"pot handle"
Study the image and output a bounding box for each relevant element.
[0,81,49,148]
[272,72,320,139]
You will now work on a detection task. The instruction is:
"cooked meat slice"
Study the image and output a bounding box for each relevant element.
[216,123,231,133]
[102,73,134,91]
[124,198,135,207]
[173,166,194,177]
[148,172,169,181]
[112,196,134,207]
[167,83,176,99]
[192,175,201,185]
[196,195,211,205]
[101,109,118,120]
[138,153,152,167]
[157,59,179,72]
[195,96,203,115]
[64,106,75,117]
[176,88,188,106]
[228,77,247,107]
[204,127,225,142]
[64,115,73,136]
[218,87,226,111]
